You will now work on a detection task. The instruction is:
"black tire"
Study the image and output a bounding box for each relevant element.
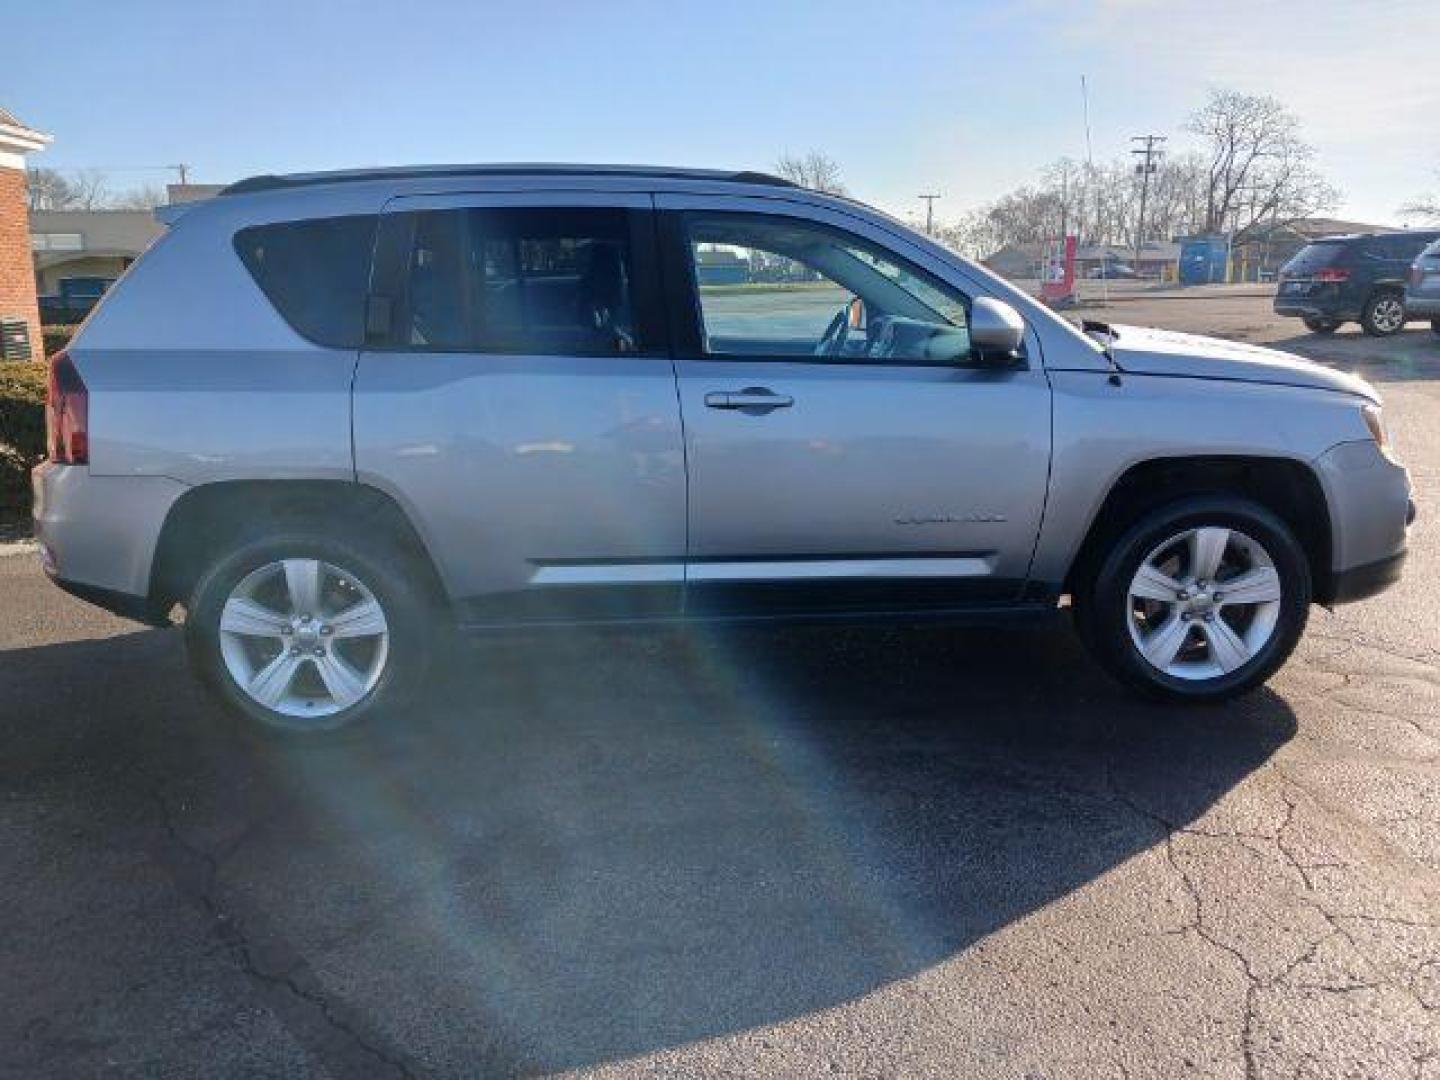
[1302,317,1341,335]
[1075,496,1311,703]
[1430,319,1440,338]
[185,527,440,735]
[1360,291,1406,337]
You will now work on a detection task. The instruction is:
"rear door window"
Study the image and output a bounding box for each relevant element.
[234,215,378,348]
[383,207,644,356]
[1383,233,1438,262]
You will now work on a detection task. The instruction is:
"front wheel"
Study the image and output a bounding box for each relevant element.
[185,530,439,734]
[1361,292,1406,336]
[1076,497,1311,702]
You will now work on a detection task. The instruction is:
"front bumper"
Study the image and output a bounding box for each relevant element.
[1312,440,1413,606]
[32,462,186,623]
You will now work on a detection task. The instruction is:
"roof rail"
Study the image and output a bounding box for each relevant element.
[220,164,796,197]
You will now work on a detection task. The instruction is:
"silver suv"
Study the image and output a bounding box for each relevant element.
[33,165,1414,732]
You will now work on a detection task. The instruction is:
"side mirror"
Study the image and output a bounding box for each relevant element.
[969,297,1026,362]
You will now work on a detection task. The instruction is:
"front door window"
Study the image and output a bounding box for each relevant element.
[685,213,971,364]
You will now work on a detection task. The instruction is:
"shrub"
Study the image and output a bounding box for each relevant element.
[44,324,79,358]
[0,361,47,501]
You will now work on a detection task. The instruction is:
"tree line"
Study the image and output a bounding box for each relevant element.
[26,167,168,212]
[778,88,1397,260]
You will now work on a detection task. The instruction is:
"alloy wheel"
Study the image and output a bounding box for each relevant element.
[1125,526,1282,681]
[1370,296,1405,334]
[218,558,390,720]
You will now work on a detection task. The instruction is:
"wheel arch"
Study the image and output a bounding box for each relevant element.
[150,479,449,613]
[1061,455,1333,601]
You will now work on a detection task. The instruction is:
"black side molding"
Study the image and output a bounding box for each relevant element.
[1320,550,1407,606]
[49,576,172,627]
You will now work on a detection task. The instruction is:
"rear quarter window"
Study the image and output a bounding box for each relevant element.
[234,215,378,348]
[1281,242,1347,275]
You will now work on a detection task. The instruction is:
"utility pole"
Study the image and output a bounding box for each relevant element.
[1130,135,1166,274]
[917,193,941,237]
[169,163,190,185]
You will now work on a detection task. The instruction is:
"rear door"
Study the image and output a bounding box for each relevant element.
[354,191,686,625]
[655,194,1052,616]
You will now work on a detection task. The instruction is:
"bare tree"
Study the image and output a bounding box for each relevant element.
[1186,89,1337,233]
[1399,171,1440,223]
[66,168,111,211]
[26,167,80,211]
[774,151,847,195]
[106,183,168,210]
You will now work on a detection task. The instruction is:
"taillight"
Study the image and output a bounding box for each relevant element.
[1315,267,1349,283]
[46,351,89,465]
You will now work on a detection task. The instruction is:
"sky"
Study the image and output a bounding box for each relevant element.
[5,0,1438,228]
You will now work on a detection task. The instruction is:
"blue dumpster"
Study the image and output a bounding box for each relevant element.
[1178,235,1228,285]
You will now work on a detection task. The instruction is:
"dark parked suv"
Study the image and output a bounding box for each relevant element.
[1275,229,1440,336]
[1403,236,1440,337]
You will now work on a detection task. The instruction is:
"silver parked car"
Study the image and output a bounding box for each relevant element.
[33,165,1414,732]
[1404,236,1440,336]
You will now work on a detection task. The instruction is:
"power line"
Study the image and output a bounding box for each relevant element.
[1130,134,1166,272]
[917,193,941,236]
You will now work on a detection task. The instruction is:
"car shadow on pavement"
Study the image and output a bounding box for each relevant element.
[1,621,1296,1077]
[1274,327,1440,383]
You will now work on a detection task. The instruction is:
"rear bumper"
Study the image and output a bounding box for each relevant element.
[1273,300,1357,321]
[32,462,186,620]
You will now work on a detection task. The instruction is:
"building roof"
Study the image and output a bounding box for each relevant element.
[29,209,163,262]
[1234,217,1392,244]
[0,105,52,159]
[166,183,226,204]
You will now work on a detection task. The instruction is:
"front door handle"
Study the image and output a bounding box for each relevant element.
[704,387,794,412]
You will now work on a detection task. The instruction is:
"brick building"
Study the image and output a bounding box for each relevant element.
[0,107,52,361]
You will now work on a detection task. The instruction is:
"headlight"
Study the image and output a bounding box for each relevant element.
[1361,404,1393,457]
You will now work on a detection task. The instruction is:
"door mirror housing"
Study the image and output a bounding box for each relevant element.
[969,297,1026,363]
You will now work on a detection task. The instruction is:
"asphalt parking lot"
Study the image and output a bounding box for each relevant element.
[2,295,1438,1078]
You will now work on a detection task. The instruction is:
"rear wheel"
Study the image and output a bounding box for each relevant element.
[1076,496,1311,702]
[185,529,439,734]
[1361,292,1406,336]
[1302,317,1341,335]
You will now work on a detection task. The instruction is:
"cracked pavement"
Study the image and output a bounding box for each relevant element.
[1,301,1437,1078]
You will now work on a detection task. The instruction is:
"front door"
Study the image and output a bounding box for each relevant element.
[656,195,1052,615]
[354,192,686,625]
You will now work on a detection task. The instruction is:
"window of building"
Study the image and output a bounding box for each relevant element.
[31,233,84,252]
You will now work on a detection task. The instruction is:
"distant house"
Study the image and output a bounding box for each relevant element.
[1075,241,1180,281]
[982,243,1044,280]
[1230,217,1390,281]
[31,209,162,295]
[694,246,749,286]
[30,182,224,297]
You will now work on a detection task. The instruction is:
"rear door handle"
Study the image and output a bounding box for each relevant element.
[704,387,794,412]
